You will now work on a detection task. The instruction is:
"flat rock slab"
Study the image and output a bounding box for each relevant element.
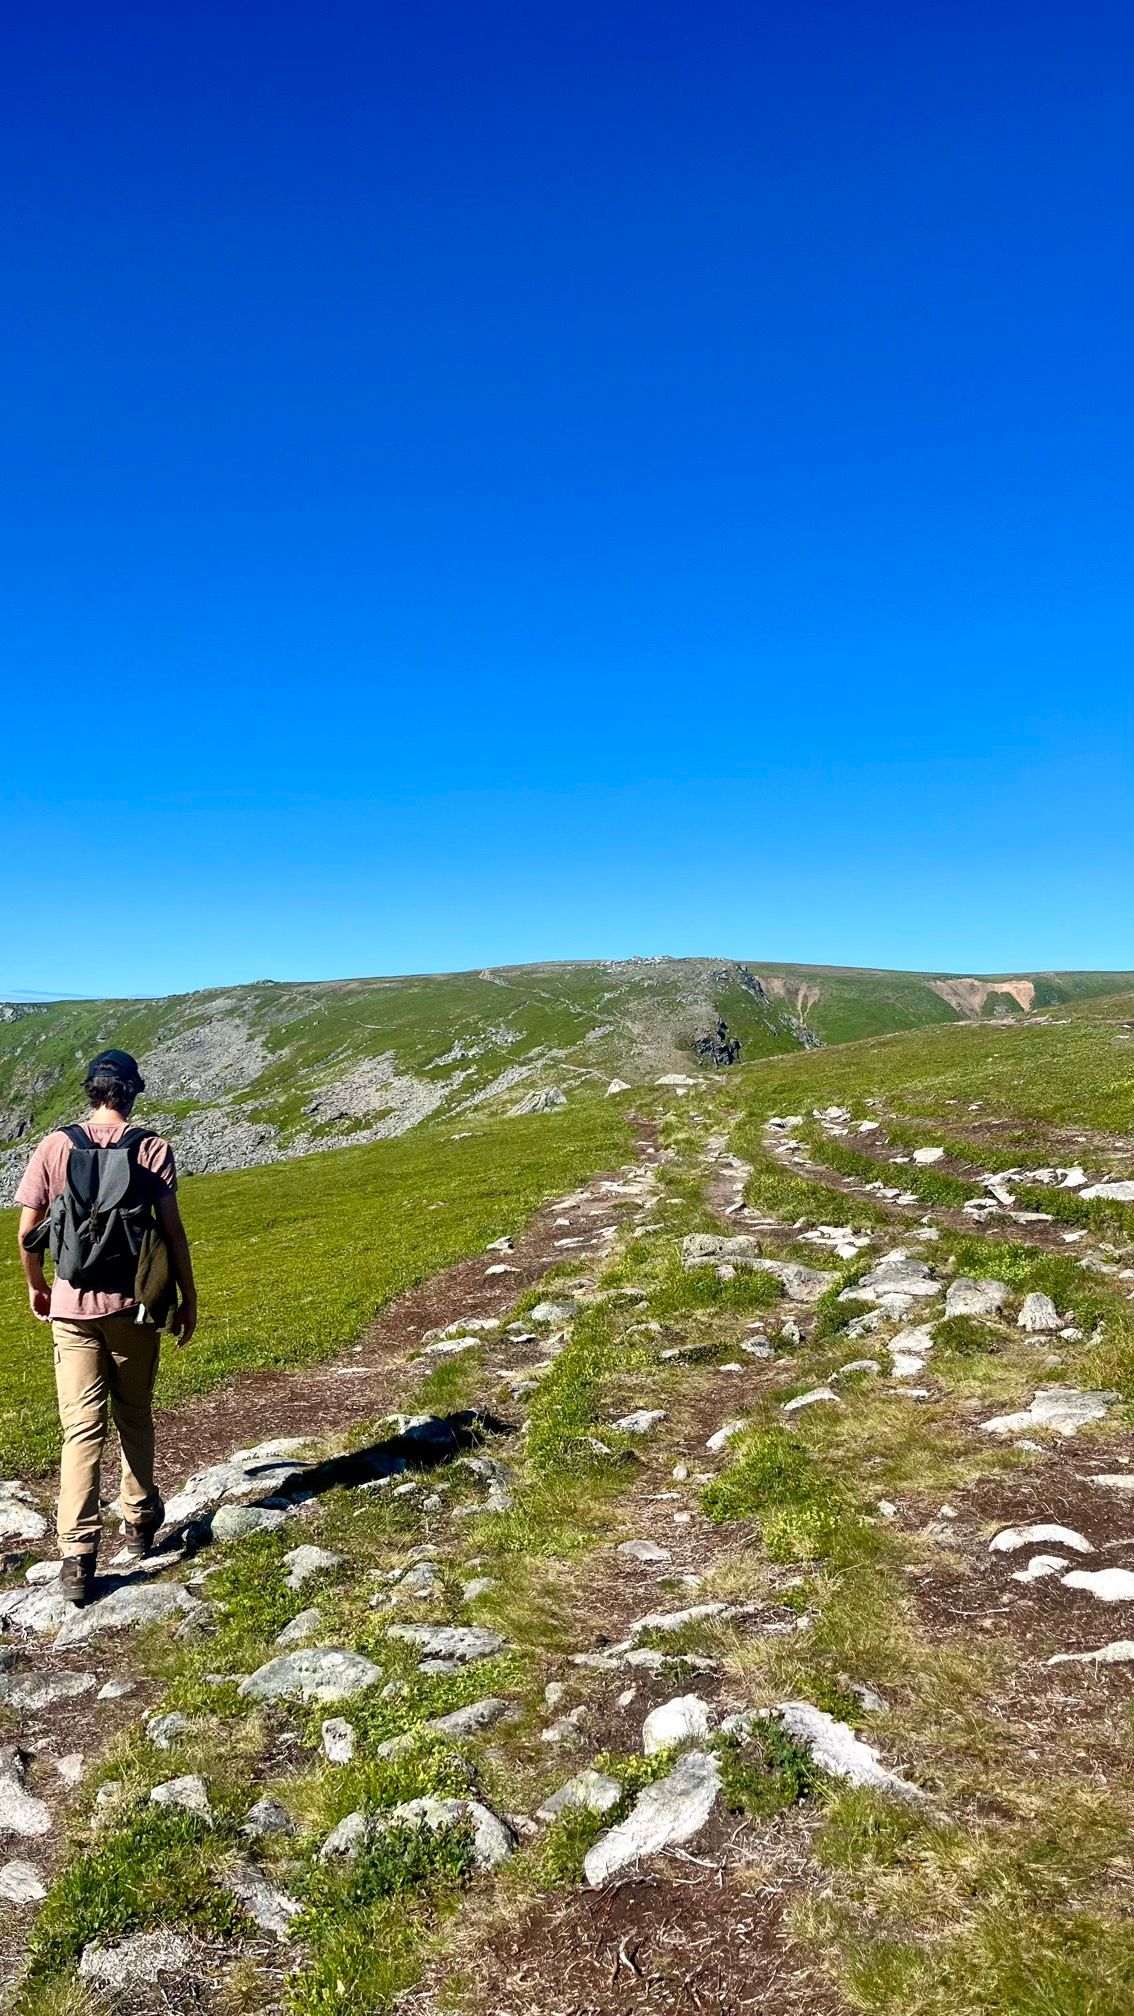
[990,1523,1093,1555]
[0,1859,46,1902]
[584,1749,722,1886]
[682,1234,764,1269]
[752,1259,838,1301]
[80,1929,195,1988]
[54,1581,204,1651]
[946,1278,1008,1318]
[536,1769,622,1822]
[1061,1569,1134,1603]
[386,1625,505,1663]
[981,1387,1116,1439]
[240,1648,384,1704]
[0,1669,97,1712]
[849,1251,940,1304]
[375,1696,513,1757]
[783,1387,840,1414]
[1080,1181,1134,1202]
[618,1540,672,1565]
[612,1410,667,1434]
[163,1443,314,1527]
[1049,1640,1134,1667]
[631,1602,734,1637]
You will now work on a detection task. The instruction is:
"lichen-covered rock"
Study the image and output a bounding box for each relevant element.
[239,1648,383,1704]
[0,1859,46,1902]
[282,1546,343,1591]
[945,1277,1008,1318]
[54,1581,204,1651]
[536,1769,622,1822]
[79,1929,195,1988]
[150,1774,211,1820]
[0,1749,51,1838]
[385,1625,504,1664]
[584,1750,721,1886]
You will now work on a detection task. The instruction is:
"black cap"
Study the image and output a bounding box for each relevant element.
[86,1049,145,1090]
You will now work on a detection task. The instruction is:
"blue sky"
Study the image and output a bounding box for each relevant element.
[1,0,1129,998]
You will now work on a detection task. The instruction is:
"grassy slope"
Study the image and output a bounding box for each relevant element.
[19,1024,1134,2016]
[0,1097,631,1473]
[729,1013,1134,1135]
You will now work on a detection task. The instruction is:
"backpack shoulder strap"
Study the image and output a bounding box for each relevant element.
[60,1124,94,1150]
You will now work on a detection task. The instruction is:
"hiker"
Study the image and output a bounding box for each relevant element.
[14,1049,197,1605]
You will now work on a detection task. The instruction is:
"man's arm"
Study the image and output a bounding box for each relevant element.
[156,1193,198,1346]
[17,1209,50,1322]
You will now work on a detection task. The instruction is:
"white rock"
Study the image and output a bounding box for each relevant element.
[1080,1181,1134,1202]
[319,1809,368,1860]
[321,1718,356,1764]
[706,1420,746,1454]
[1061,1569,1134,1603]
[0,1859,46,1902]
[1018,1293,1060,1333]
[990,1523,1093,1555]
[274,1608,323,1649]
[771,1701,927,1803]
[0,1669,97,1712]
[0,1750,50,1838]
[54,1580,204,1651]
[584,1749,721,1885]
[612,1410,667,1435]
[606,1080,631,1096]
[631,1603,733,1636]
[912,1146,945,1164]
[782,1387,840,1414]
[1048,1640,1134,1667]
[1011,1555,1068,1582]
[642,1694,713,1754]
[210,1504,287,1542]
[1089,1474,1134,1493]
[618,1540,672,1565]
[849,1251,940,1305]
[981,1387,1116,1438]
[150,1774,211,1820]
[386,1625,504,1663]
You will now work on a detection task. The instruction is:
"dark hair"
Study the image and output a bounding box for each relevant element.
[84,1071,140,1114]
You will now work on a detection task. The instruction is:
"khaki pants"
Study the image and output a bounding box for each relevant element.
[51,1314,161,1557]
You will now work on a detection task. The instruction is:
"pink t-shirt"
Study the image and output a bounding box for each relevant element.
[15,1120,178,1321]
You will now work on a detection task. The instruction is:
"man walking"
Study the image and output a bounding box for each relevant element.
[15,1050,197,1604]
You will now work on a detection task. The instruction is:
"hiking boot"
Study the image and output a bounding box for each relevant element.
[122,1496,165,1560]
[59,1556,95,1606]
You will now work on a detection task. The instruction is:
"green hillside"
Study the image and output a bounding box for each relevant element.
[1,958,1130,1196]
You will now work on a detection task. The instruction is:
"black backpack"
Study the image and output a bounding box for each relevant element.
[23,1126,158,1293]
